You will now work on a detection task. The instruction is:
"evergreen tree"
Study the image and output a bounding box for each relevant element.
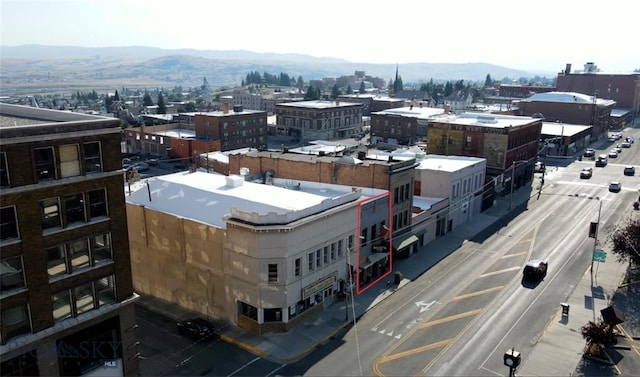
[297,76,304,90]
[142,91,154,106]
[114,90,120,101]
[359,81,366,94]
[484,74,493,87]
[331,84,341,99]
[346,85,353,95]
[444,81,453,97]
[157,92,167,114]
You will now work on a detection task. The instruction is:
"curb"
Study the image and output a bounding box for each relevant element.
[219,334,267,358]
[282,321,350,364]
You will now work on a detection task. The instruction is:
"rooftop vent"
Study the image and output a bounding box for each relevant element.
[225,175,244,187]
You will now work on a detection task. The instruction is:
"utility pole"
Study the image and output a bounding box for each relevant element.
[591,199,603,280]
[345,248,352,321]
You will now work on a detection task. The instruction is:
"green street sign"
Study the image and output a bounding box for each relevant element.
[593,250,607,263]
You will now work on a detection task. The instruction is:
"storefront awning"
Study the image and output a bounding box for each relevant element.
[392,233,418,251]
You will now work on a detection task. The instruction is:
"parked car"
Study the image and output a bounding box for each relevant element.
[624,166,635,176]
[133,162,149,172]
[580,167,593,179]
[621,141,631,148]
[614,145,622,153]
[608,150,618,158]
[523,259,548,281]
[177,318,216,340]
[609,181,622,193]
[583,148,596,158]
[625,136,634,144]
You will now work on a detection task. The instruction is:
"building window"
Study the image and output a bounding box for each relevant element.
[330,243,336,261]
[323,247,329,264]
[74,282,95,315]
[0,206,19,241]
[267,264,278,283]
[40,198,62,230]
[88,189,108,219]
[294,258,301,277]
[0,152,9,187]
[34,147,56,181]
[91,233,112,264]
[1,304,31,341]
[52,290,72,321]
[83,142,102,173]
[68,239,90,271]
[316,249,321,268]
[97,275,116,305]
[59,144,80,178]
[239,301,258,321]
[46,245,67,277]
[64,193,86,225]
[0,256,25,292]
[308,253,314,271]
[0,351,40,377]
[337,240,343,258]
[361,228,368,244]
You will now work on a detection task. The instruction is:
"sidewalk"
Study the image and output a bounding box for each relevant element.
[136,182,638,372]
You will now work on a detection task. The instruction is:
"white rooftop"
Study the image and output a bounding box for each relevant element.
[276,100,362,109]
[431,112,538,128]
[526,91,615,106]
[146,128,196,139]
[417,155,486,173]
[373,106,445,119]
[413,196,447,211]
[125,171,385,227]
[541,122,591,137]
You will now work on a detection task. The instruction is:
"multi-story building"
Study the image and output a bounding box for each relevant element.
[194,103,268,151]
[274,100,364,140]
[370,106,446,145]
[0,104,139,376]
[125,172,391,333]
[556,62,640,119]
[414,155,486,232]
[218,89,263,111]
[225,149,418,245]
[515,91,615,140]
[427,113,542,204]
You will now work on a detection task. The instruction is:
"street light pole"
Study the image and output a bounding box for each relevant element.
[345,247,352,321]
[591,198,603,280]
[509,161,515,210]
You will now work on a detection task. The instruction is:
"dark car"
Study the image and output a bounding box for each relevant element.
[177,318,216,340]
[523,260,548,280]
[583,148,596,158]
[624,166,635,176]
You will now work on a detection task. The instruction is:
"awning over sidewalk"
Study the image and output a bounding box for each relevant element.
[601,305,624,325]
[392,233,418,251]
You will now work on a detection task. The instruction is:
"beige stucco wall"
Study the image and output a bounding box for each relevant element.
[126,204,228,321]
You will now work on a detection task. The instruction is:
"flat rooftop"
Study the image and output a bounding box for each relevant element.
[417,155,486,172]
[276,100,362,109]
[125,171,386,228]
[373,106,445,119]
[431,112,538,129]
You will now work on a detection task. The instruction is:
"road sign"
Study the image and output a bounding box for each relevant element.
[593,250,607,262]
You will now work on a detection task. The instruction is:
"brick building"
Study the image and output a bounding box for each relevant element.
[0,104,139,376]
[515,91,615,140]
[274,100,364,140]
[427,113,542,204]
[370,106,446,145]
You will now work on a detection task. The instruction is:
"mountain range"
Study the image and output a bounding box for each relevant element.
[0,44,557,94]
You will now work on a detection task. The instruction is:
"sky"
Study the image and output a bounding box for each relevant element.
[1,0,638,72]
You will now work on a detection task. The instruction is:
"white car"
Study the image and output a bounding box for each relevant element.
[608,150,618,158]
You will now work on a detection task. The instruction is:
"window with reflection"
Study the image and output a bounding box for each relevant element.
[0,256,25,292]
[46,245,67,277]
[0,206,19,241]
[83,142,102,173]
[68,239,90,271]
[88,189,107,219]
[91,233,112,263]
[74,282,95,315]
[40,198,62,230]
[52,290,72,321]
[1,304,31,341]
[0,152,9,187]
[59,144,80,178]
[64,193,85,225]
[96,275,116,306]
[33,147,56,181]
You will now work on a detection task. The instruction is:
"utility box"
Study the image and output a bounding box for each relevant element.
[561,303,570,316]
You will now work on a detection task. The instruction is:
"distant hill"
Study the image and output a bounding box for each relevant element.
[0,44,555,93]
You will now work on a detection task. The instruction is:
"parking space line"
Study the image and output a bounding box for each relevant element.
[227,356,260,377]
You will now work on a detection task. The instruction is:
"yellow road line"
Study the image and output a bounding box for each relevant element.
[417,309,483,329]
[376,339,453,364]
[479,266,521,278]
[452,286,504,300]
[500,251,528,259]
